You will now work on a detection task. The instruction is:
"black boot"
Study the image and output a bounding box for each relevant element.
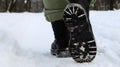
[63,0,97,62]
[51,20,71,57]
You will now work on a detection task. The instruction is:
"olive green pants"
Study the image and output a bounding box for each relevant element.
[43,0,69,22]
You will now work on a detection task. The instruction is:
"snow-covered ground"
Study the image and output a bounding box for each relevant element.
[0,10,120,67]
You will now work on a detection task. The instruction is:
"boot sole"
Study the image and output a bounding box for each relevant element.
[63,3,97,63]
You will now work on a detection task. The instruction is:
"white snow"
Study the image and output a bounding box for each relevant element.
[0,10,120,67]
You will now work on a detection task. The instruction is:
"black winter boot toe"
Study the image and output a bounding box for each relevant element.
[51,40,71,57]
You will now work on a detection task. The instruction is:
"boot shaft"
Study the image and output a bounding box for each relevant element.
[51,20,69,49]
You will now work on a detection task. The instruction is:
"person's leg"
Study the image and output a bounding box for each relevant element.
[43,0,70,57]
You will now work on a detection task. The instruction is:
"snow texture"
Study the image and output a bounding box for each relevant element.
[0,10,120,67]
